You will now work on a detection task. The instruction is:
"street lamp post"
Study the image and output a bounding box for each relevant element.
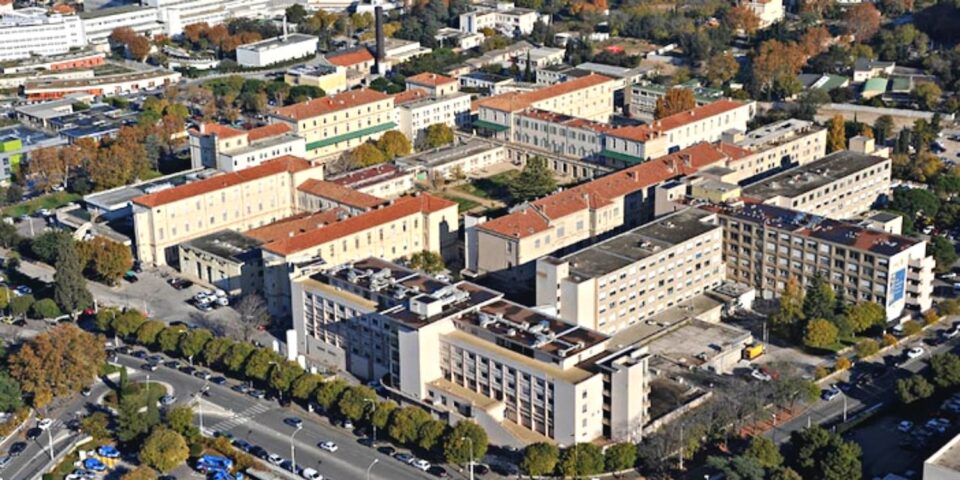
[461,436,474,480]
[47,426,54,460]
[290,424,303,474]
[842,392,848,422]
[366,458,379,480]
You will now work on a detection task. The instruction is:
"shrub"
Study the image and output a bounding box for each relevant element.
[835,357,853,371]
[855,339,879,358]
[814,366,829,380]
[30,298,61,319]
[923,310,940,325]
[903,320,923,336]
[882,333,898,347]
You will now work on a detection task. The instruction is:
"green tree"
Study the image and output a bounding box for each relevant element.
[520,442,559,476]
[559,443,604,477]
[804,319,839,349]
[604,442,638,472]
[508,156,556,202]
[291,372,323,401]
[30,298,61,319]
[114,310,147,338]
[929,237,958,273]
[30,230,73,264]
[165,404,198,440]
[803,273,836,321]
[117,395,159,444]
[744,436,783,469]
[891,188,940,219]
[139,428,189,473]
[786,426,862,480]
[406,251,445,273]
[349,143,387,167]
[388,406,431,445]
[376,131,412,160]
[855,338,880,358]
[136,320,166,347]
[371,400,398,435]
[157,326,186,354]
[828,114,846,152]
[80,412,110,440]
[874,115,895,144]
[53,242,92,313]
[94,307,120,333]
[0,372,23,412]
[178,328,213,361]
[896,374,934,403]
[903,319,923,336]
[9,294,34,318]
[223,342,255,374]
[285,4,307,23]
[417,419,447,452]
[707,455,766,480]
[268,361,304,398]
[847,302,886,333]
[200,337,235,367]
[315,378,348,410]
[442,421,488,465]
[423,123,455,149]
[243,348,282,382]
[914,82,943,111]
[337,385,377,421]
[771,277,805,339]
[930,353,960,388]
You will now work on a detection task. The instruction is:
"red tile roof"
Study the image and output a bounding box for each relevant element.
[475,74,614,113]
[263,194,456,255]
[518,109,616,134]
[406,72,456,87]
[132,156,315,208]
[297,179,386,210]
[325,47,374,67]
[393,88,430,106]
[247,123,291,142]
[272,88,391,121]
[245,209,347,244]
[478,142,747,238]
[199,123,245,139]
[608,100,746,143]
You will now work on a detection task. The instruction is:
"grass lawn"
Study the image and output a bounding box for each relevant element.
[442,194,481,213]
[103,381,168,409]
[141,169,164,181]
[2,192,81,217]
[455,171,518,202]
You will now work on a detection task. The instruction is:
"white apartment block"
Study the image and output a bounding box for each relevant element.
[458,2,548,37]
[536,208,725,335]
[705,202,934,319]
[604,100,755,164]
[131,156,324,266]
[396,92,472,147]
[742,150,891,220]
[189,123,306,172]
[405,72,460,97]
[291,257,651,445]
[269,88,397,162]
[516,47,566,70]
[721,119,827,183]
[80,5,162,45]
[236,34,318,68]
[0,8,85,62]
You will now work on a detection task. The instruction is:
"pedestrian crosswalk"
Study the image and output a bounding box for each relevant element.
[208,403,272,432]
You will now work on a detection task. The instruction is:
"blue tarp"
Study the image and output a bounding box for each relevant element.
[83,458,107,471]
[96,445,120,458]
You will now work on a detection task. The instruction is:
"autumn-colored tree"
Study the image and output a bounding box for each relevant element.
[845,3,881,42]
[7,324,105,407]
[703,53,740,88]
[726,5,761,36]
[827,114,846,152]
[139,428,188,473]
[376,131,412,160]
[654,88,697,119]
[800,26,832,58]
[751,39,806,96]
[349,143,387,167]
[127,35,151,61]
[108,27,137,47]
[804,318,839,349]
[801,0,834,16]
[26,147,69,192]
[423,123,455,149]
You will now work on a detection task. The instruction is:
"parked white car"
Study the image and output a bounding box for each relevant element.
[412,459,431,471]
[301,468,323,480]
[907,347,925,359]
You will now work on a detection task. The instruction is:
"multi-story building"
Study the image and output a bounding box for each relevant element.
[23,69,182,101]
[79,5,162,44]
[188,122,306,172]
[0,125,67,183]
[394,90,472,147]
[744,0,784,29]
[705,202,934,318]
[433,28,484,52]
[468,142,752,278]
[474,74,618,138]
[742,150,891,219]
[284,62,348,94]
[256,193,459,316]
[536,208,725,334]
[395,138,508,180]
[624,80,725,118]
[602,100,754,165]
[236,33,318,68]
[405,72,460,97]
[291,257,651,445]
[296,178,386,214]
[131,155,325,266]
[853,58,895,82]
[515,47,566,70]
[458,2,549,37]
[269,88,396,162]
[0,8,85,62]
[720,119,826,183]
[0,50,105,75]
[327,163,415,199]
[458,72,515,95]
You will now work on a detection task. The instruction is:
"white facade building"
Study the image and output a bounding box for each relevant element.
[0,8,85,62]
[80,5,162,45]
[459,2,548,37]
[396,92,472,146]
[236,34,318,68]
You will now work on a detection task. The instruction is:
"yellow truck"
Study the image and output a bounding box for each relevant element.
[742,343,765,360]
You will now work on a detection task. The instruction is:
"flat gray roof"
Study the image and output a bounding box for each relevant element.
[397,139,501,169]
[239,34,318,52]
[560,208,718,281]
[181,230,263,263]
[79,4,146,19]
[84,169,214,211]
[743,150,888,201]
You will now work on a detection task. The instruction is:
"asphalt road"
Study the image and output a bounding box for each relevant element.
[765,317,960,444]
[109,353,439,480]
